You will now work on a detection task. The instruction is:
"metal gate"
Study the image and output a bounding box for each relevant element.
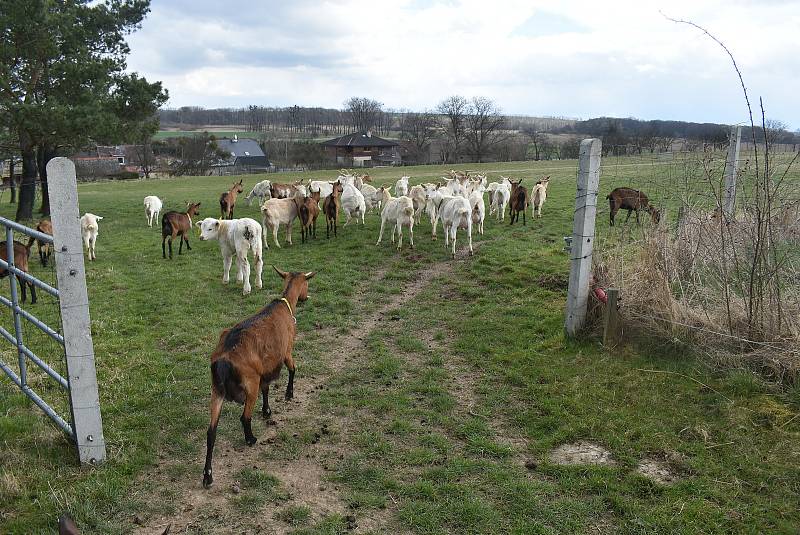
[0,157,106,464]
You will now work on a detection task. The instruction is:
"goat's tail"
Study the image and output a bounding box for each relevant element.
[210,359,240,402]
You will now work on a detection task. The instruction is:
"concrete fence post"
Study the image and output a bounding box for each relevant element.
[565,138,602,337]
[722,126,742,219]
[47,157,106,465]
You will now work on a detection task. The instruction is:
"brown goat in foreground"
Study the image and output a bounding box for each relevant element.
[0,240,36,304]
[26,219,53,267]
[322,181,344,239]
[295,190,320,243]
[607,187,660,226]
[219,179,244,219]
[203,267,315,489]
[161,202,201,259]
[508,179,529,225]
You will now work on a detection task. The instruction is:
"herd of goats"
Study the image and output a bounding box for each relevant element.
[143,169,556,296]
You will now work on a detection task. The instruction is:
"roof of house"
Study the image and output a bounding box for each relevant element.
[216,137,266,159]
[321,131,398,148]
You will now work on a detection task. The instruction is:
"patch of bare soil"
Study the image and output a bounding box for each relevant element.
[133,257,469,534]
[635,452,684,485]
[549,442,616,466]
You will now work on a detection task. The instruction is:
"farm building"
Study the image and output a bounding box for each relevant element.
[321,130,400,167]
[215,136,270,169]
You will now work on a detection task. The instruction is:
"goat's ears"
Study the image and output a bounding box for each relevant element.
[96,216,104,220]
[303,271,316,280]
[195,221,202,228]
[273,265,289,279]
[58,513,80,535]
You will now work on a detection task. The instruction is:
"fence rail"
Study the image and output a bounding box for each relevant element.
[0,157,106,464]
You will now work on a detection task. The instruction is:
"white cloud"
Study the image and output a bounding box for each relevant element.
[126,0,800,127]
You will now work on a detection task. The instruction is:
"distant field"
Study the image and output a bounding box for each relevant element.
[0,158,798,534]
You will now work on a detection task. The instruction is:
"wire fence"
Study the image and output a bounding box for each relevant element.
[590,145,800,384]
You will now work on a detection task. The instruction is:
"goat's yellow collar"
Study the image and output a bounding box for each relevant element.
[280,297,296,324]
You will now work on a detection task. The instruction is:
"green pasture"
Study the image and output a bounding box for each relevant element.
[0,157,798,534]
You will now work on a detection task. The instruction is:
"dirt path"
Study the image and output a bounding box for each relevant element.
[134,255,462,534]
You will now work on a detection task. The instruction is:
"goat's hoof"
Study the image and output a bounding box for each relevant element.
[261,409,271,419]
[242,289,251,296]
[245,436,257,446]
[222,280,229,285]
[202,472,213,488]
[284,392,293,401]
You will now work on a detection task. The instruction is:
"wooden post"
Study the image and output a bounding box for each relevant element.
[47,157,106,465]
[722,125,741,219]
[565,138,602,337]
[603,288,620,346]
[676,205,686,239]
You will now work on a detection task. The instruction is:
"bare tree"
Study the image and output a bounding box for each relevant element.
[345,97,383,132]
[398,110,437,164]
[764,119,788,146]
[522,123,546,160]
[436,95,469,163]
[464,97,506,163]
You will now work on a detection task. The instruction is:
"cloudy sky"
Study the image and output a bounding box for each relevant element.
[126,0,800,128]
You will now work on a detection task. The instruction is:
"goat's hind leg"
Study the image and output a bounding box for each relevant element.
[260,380,272,419]
[202,390,224,488]
[240,377,259,446]
[284,354,296,401]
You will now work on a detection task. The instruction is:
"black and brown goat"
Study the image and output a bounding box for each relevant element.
[0,240,36,304]
[161,202,201,259]
[27,219,53,267]
[607,187,660,226]
[219,179,244,219]
[202,267,315,489]
[322,181,344,239]
[295,190,320,243]
[509,179,529,225]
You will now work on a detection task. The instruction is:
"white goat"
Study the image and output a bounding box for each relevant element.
[531,176,550,218]
[143,196,162,227]
[394,176,410,197]
[80,213,103,261]
[408,184,427,223]
[360,183,378,212]
[245,180,272,206]
[440,177,467,198]
[469,185,486,235]
[376,195,415,250]
[260,196,299,248]
[341,184,367,225]
[438,195,473,257]
[489,178,511,221]
[196,217,263,295]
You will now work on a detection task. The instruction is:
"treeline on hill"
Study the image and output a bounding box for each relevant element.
[158,99,798,166]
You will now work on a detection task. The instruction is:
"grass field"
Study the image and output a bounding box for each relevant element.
[1,158,799,534]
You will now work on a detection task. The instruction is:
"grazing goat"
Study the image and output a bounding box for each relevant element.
[245,180,272,206]
[80,213,103,261]
[270,179,305,199]
[308,179,334,202]
[0,240,36,303]
[468,184,486,235]
[295,191,320,243]
[322,181,344,238]
[261,195,300,248]
[607,187,660,226]
[360,183,378,212]
[143,195,163,227]
[341,183,366,226]
[508,179,528,225]
[376,194,415,250]
[437,194,474,257]
[197,218,263,295]
[219,179,244,219]
[394,176,410,197]
[162,203,201,259]
[531,176,550,218]
[27,219,53,267]
[202,267,315,489]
